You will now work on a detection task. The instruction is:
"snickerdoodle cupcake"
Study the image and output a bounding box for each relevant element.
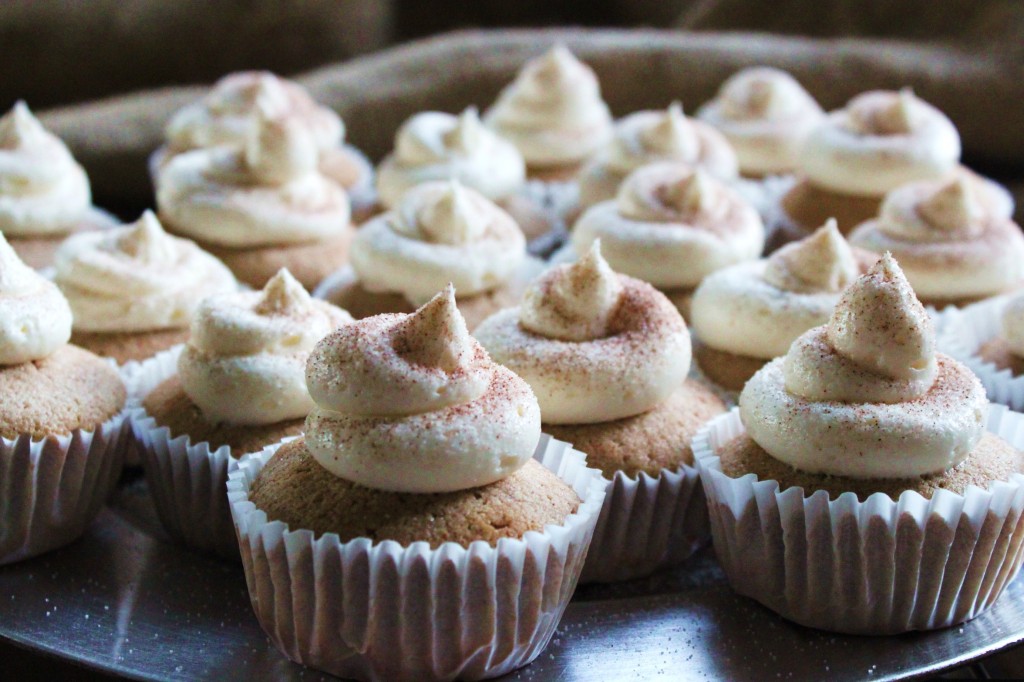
[130,269,351,556]
[691,220,875,391]
[0,234,128,564]
[315,180,543,330]
[484,45,613,183]
[576,101,738,213]
[375,107,558,241]
[849,176,1024,308]
[567,162,764,318]
[0,102,116,269]
[152,71,375,220]
[694,254,1024,634]
[696,67,824,179]
[53,211,236,365]
[156,101,354,290]
[475,243,726,582]
[773,89,1012,245]
[228,286,605,680]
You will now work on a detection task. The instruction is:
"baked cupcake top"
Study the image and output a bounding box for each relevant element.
[692,220,859,359]
[304,285,541,492]
[848,176,1024,302]
[571,162,764,289]
[178,268,351,426]
[164,71,344,155]
[0,102,92,238]
[157,102,351,248]
[801,88,961,197]
[351,180,526,305]
[740,253,987,478]
[484,46,613,167]
[595,102,738,180]
[474,242,691,424]
[53,211,236,333]
[696,67,824,176]
[0,232,72,365]
[376,107,525,208]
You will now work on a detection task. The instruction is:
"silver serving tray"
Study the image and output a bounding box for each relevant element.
[1,474,1023,681]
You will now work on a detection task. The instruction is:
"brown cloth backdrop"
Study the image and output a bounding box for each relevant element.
[37,28,1024,217]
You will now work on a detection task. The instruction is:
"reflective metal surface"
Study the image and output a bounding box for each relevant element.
[2,474,1024,681]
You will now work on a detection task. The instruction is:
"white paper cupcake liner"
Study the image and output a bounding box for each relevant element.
[339,143,378,220]
[581,463,708,583]
[228,434,607,681]
[0,399,130,565]
[127,345,243,559]
[693,407,1024,634]
[938,295,1024,411]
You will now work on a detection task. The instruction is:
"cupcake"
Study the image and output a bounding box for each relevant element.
[227,286,606,679]
[567,162,764,318]
[694,254,1024,634]
[131,269,351,556]
[484,45,613,182]
[577,101,738,213]
[53,210,236,365]
[156,101,354,290]
[691,220,874,391]
[475,243,726,582]
[774,88,1013,244]
[0,102,116,269]
[695,67,824,179]
[941,292,1024,411]
[315,180,543,330]
[848,176,1024,308]
[375,107,559,244]
[152,71,375,220]
[0,234,128,564]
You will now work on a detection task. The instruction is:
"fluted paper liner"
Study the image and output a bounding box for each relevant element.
[693,407,1024,634]
[227,435,607,681]
[128,345,244,558]
[0,391,130,565]
[581,463,709,583]
[939,295,1024,411]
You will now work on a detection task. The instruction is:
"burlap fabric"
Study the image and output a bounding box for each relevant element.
[37,28,1024,215]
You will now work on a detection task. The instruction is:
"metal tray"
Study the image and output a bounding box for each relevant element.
[2,473,1023,681]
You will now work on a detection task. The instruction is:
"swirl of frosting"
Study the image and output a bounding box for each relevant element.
[0,233,72,364]
[604,102,739,179]
[157,103,351,247]
[305,285,541,493]
[572,162,764,289]
[351,180,526,305]
[848,176,1024,301]
[1001,293,1024,357]
[801,89,961,197]
[178,268,351,425]
[376,108,526,208]
[53,211,237,333]
[740,254,987,478]
[695,67,825,176]
[165,71,343,154]
[0,102,92,237]
[691,220,858,359]
[483,45,613,167]
[474,242,691,424]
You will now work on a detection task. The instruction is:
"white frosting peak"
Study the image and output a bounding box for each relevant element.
[305,285,541,492]
[117,210,174,263]
[763,220,857,294]
[443,107,485,154]
[414,180,487,245]
[0,101,47,149]
[520,240,624,342]
[244,104,320,184]
[847,87,919,136]
[179,268,351,425]
[917,176,984,234]
[661,168,716,217]
[0,233,72,364]
[638,102,700,158]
